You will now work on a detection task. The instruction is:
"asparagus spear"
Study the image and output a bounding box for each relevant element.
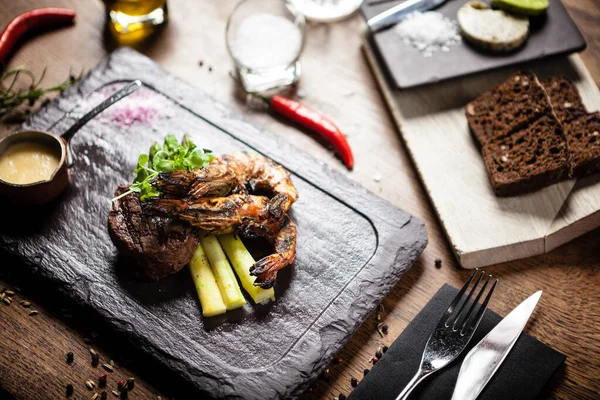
[189,245,227,317]
[218,234,275,304]
[200,235,246,310]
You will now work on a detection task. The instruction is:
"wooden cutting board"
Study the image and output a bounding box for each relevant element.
[361,0,587,89]
[363,34,600,268]
[0,48,427,399]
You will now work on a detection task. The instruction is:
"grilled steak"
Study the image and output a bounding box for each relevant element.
[108,185,198,280]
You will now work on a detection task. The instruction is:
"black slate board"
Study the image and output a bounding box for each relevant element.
[0,48,427,399]
[361,0,586,89]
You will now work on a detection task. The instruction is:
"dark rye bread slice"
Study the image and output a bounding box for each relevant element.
[563,112,600,177]
[466,71,553,145]
[542,76,587,123]
[482,115,571,196]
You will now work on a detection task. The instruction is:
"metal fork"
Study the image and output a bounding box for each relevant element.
[396,269,498,400]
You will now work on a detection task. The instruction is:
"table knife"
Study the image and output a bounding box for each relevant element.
[451,290,543,400]
[366,0,448,33]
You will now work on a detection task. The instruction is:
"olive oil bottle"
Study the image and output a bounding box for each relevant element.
[103,0,168,44]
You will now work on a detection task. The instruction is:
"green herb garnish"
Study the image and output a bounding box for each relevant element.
[113,134,214,201]
[0,66,81,122]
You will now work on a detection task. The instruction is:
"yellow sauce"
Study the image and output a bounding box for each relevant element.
[0,142,61,184]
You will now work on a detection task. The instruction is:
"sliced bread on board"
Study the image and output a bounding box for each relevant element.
[481,115,571,196]
[542,76,587,123]
[562,112,600,177]
[466,71,553,145]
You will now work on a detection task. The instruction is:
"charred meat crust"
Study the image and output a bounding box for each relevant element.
[108,185,198,280]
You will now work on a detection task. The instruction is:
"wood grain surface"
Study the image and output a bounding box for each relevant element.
[0,1,598,399]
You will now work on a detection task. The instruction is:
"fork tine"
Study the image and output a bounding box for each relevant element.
[441,269,478,325]
[456,274,491,332]
[461,278,499,335]
[447,271,483,328]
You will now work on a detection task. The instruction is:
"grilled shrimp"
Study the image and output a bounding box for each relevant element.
[143,194,296,288]
[153,152,298,216]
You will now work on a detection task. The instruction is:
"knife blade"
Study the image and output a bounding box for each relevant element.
[366,0,447,33]
[451,290,543,400]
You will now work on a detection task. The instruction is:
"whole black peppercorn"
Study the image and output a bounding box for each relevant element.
[363,368,369,376]
[435,258,442,268]
[339,394,346,400]
[127,377,135,390]
[381,324,389,334]
[382,345,389,353]
[91,353,100,367]
[100,393,108,400]
[120,388,128,399]
[350,377,358,387]
[375,350,383,359]
[66,384,74,396]
[66,351,74,364]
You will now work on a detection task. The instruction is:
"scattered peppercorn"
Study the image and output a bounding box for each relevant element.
[435,258,442,268]
[66,383,74,396]
[92,353,100,367]
[98,374,107,388]
[334,356,343,364]
[118,380,126,391]
[375,350,383,359]
[208,66,213,72]
[119,388,128,399]
[381,324,388,334]
[338,394,346,400]
[363,368,369,376]
[66,351,74,364]
[127,377,135,390]
[371,357,379,365]
[198,60,204,67]
[350,377,358,387]
[100,393,108,400]
[382,345,389,353]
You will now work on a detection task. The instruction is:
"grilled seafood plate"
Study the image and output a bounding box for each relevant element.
[109,151,298,289]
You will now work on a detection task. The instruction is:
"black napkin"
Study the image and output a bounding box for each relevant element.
[349,284,565,400]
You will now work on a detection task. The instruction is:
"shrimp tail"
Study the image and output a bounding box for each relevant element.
[252,269,278,289]
[250,216,296,288]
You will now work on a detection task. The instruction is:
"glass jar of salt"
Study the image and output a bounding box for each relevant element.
[226,0,305,93]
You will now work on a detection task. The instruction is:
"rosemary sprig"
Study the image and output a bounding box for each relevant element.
[0,65,81,122]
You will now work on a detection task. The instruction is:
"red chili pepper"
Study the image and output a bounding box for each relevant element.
[0,8,76,65]
[268,95,354,170]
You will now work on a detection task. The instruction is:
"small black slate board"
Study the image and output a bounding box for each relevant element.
[361,0,586,89]
[0,49,427,399]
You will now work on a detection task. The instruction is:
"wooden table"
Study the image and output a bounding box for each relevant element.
[0,1,598,399]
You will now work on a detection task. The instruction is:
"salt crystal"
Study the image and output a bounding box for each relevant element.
[230,14,302,70]
[395,12,461,56]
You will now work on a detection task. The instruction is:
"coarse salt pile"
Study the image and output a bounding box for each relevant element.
[395,11,461,57]
[231,13,302,70]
